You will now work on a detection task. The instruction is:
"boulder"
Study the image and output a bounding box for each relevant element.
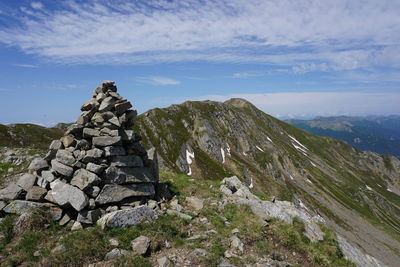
[56,150,76,166]
[104,166,155,184]
[71,169,101,191]
[95,184,155,205]
[3,200,62,220]
[17,173,37,191]
[131,235,150,255]
[93,136,122,147]
[83,128,101,138]
[97,205,157,229]
[110,155,143,167]
[115,101,132,115]
[26,186,47,201]
[51,160,74,177]
[28,158,48,171]
[104,146,126,156]
[0,183,23,200]
[50,181,89,211]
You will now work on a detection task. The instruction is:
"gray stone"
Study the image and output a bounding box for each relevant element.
[75,139,91,150]
[61,135,76,148]
[110,155,143,167]
[83,128,101,138]
[56,150,75,166]
[65,124,83,135]
[108,116,121,127]
[44,150,57,161]
[185,196,204,211]
[71,221,83,231]
[86,162,105,174]
[59,213,71,226]
[147,147,159,181]
[115,101,132,115]
[97,205,157,229]
[88,198,96,209]
[49,140,63,150]
[28,158,48,172]
[3,200,62,220]
[77,209,102,224]
[98,96,115,112]
[51,160,74,177]
[81,99,98,111]
[36,176,49,189]
[131,235,150,255]
[50,180,89,211]
[93,136,122,147]
[157,256,171,267]
[0,201,6,211]
[166,209,193,220]
[104,146,126,157]
[26,186,47,201]
[0,183,23,200]
[104,166,155,184]
[41,170,55,182]
[86,186,101,198]
[71,169,101,190]
[95,184,155,205]
[109,238,119,247]
[230,236,244,255]
[82,148,104,163]
[104,248,129,260]
[17,173,37,191]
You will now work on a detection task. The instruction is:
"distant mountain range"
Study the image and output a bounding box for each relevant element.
[286,115,400,158]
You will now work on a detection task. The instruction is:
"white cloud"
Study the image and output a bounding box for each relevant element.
[13,63,38,68]
[0,0,399,70]
[30,2,43,10]
[136,76,181,86]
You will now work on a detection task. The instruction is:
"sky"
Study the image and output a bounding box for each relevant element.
[0,0,400,126]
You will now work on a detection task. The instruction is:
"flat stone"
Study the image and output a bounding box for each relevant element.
[98,96,115,112]
[56,150,76,166]
[26,186,47,201]
[59,213,71,226]
[95,184,155,205]
[131,235,150,255]
[36,176,49,188]
[97,205,157,229]
[104,248,129,261]
[115,101,132,115]
[77,209,102,224]
[93,136,122,147]
[49,140,63,150]
[83,128,101,138]
[104,146,126,157]
[50,180,89,211]
[86,162,105,174]
[0,183,23,200]
[82,148,104,163]
[66,124,84,135]
[110,155,143,167]
[3,200,62,220]
[71,221,83,231]
[17,173,37,191]
[71,169,101,191]
[28,158,48,171]
[61,135,76,148]
[41,170,55,182]
[108,116,121,127]
[51,160,74,177]
[104,166,156,184]
[81,99,98,111]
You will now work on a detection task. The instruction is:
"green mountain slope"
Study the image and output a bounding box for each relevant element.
[0,124,64,149]
[134,99,400,266]
[286,116,400,158]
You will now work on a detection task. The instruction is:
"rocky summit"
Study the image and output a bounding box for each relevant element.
[0,81,159,226]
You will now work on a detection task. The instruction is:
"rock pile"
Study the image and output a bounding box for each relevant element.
[0,81,159,226]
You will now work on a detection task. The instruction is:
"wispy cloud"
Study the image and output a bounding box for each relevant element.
[136,76,181,86]
[0,0,399,71]
[13,63,38,68]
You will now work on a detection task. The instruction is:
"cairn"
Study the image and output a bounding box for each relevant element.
[0,81,159,226]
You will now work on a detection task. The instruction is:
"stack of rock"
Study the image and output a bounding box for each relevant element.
[0,81,159,226]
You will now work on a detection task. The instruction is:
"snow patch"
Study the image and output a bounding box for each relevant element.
[221,147,225,163]
[243,152,247,156]
[266,136,273,143]
[310,161,317,167]
[289,135,308,155]
[298,200,309,210]
[365,185,373,191]
[306,179,313,184]
[256,145,264,152]
[292,143,308,155]
[289,175,294,180]
[249,176,253,188]
[226,143,231,156]
[387,188,393,192]
[186,149,195,176]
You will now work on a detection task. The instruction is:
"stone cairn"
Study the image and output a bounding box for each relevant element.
[0,81,159,226]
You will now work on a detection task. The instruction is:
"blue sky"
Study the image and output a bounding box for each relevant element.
[1,0,400,125]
